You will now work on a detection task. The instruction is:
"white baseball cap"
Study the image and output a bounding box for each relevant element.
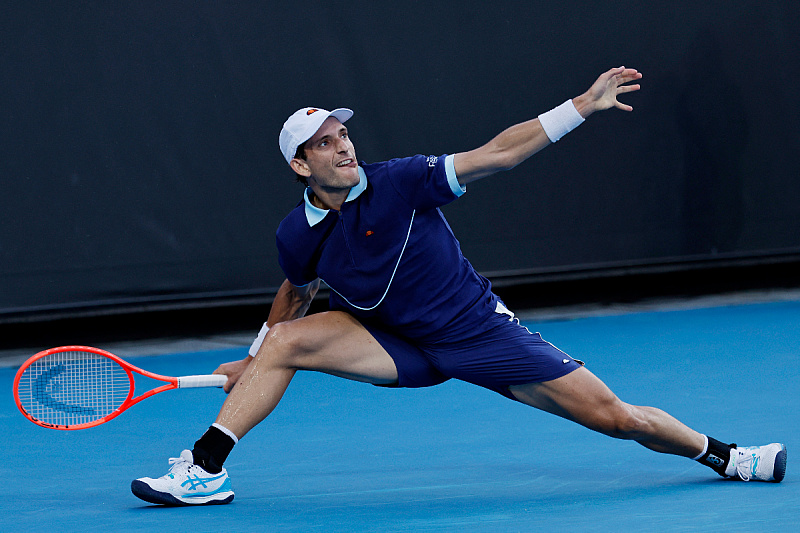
[279,107,354,164]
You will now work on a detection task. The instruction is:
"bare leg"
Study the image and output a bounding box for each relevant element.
[509,367,705,458]
[216,311,398,440]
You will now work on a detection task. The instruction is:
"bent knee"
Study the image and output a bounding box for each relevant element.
[254,321,311,366]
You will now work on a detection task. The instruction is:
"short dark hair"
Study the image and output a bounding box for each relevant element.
[293,142,308,186]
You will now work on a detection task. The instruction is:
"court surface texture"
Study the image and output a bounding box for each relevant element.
[2,296,798,532]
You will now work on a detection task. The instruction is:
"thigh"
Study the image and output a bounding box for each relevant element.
[270,311,399,385]
[509,366,625,429]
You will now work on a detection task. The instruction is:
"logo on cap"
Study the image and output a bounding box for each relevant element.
[307,109,319,115]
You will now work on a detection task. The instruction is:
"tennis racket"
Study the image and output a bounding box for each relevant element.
[13,345,227,430]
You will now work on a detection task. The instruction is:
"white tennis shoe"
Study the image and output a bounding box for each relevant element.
[131,450,234,505]
[725,443,787,482]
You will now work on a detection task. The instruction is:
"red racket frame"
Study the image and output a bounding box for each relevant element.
[14,345,183,430]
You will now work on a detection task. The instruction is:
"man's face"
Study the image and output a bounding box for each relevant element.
[296,116,359,192]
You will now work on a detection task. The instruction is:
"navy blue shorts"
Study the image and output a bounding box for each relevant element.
[360,310,583,400]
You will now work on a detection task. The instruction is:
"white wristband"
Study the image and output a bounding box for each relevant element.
[248,322,270,356]
[538,99,585,143]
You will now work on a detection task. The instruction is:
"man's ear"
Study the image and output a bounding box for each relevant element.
[289,158,311,177]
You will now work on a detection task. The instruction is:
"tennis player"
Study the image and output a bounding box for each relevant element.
[132,67,786,506]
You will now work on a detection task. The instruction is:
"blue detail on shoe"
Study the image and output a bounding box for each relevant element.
[750,453,760,477]
[183,478,233,499]
[181,472,227,490]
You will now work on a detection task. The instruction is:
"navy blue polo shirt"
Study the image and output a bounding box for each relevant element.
[276,154,498,343]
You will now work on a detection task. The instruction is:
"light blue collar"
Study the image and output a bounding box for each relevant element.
[304,166,368,226]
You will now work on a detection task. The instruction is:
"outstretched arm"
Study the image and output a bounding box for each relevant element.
[453,66,642,185]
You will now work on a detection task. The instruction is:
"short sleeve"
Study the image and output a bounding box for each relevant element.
[275,211,321,287]
[384,154,465,210]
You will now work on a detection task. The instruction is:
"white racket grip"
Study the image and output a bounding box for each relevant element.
[177,374,228,388]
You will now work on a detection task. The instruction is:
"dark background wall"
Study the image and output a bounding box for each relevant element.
[2,1,799,324]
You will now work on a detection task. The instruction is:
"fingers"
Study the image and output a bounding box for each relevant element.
[608,66,641,83]
[616,75,642,87]
[618,73,643,86]
[213,368,235,393]
[598,66,625,86]
[617,83,641,93]
[212,362,238,393]
[609,94,635,112]
[611,66,641,112]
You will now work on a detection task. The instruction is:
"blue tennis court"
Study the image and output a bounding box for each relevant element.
[2,298,798,532]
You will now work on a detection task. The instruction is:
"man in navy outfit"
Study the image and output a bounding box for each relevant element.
[132,67,786,506]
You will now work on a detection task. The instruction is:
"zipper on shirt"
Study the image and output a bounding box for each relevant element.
[337,210,356,267]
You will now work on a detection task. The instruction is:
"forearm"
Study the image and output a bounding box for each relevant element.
[455,102,579,184]
[267,278,320,327]
[480,117,553,172]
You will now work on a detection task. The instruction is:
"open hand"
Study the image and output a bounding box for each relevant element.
[576,66,642,116]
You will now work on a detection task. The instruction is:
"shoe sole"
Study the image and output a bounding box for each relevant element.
[131,480,234,506]
[773,445,787,483]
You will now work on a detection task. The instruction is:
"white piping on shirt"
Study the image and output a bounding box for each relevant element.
[321,209,416,311]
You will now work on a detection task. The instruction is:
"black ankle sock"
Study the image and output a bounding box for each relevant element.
[192,425,236,474]
[697,437,734,477]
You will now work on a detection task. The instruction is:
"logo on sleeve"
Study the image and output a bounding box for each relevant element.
[427,155,438,167]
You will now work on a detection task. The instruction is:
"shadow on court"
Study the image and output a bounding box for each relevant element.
[2,300,799,532]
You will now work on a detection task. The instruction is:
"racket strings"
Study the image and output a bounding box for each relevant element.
[16,350,131,427]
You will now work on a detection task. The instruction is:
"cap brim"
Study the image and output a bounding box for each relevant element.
[328,108,354,124]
